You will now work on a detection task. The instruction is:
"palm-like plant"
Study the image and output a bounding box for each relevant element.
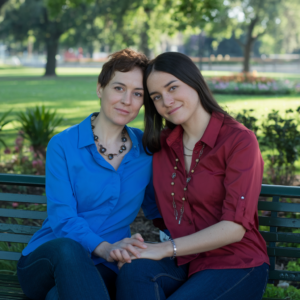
[0,109,13,149]
[17,106,63,157]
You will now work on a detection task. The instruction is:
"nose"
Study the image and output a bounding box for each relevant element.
[121,92,131,105]
[162,94,174,107]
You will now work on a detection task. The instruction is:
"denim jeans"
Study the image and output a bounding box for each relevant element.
[116,258,269,300]
[17,238,117,300]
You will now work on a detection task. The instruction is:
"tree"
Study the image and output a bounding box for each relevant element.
[0,0,101,76]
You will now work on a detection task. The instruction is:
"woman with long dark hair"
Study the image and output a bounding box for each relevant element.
[116,52,269,300]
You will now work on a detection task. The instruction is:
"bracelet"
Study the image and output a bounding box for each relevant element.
[169,238,177,259]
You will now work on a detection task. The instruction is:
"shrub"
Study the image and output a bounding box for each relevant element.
[17,106,63,158]
[0,109,13,150]
[234,109,258,136]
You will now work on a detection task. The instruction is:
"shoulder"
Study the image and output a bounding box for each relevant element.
[129,127,143,141]
[160,128,173,145]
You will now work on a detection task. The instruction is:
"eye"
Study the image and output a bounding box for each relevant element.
[169,86,177,91]
[152,95,161,101]
[114,86,123,91]
[134,92,143,97]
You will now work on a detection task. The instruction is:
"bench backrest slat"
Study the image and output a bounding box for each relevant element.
[269,270,300,281]
[0,174,45,186]
[0,193,47,204]
[260,184,300,198]
[260,231,300,243]
[0,251,21,261]
[258,201,300,212]
[0,224,40,235]
[258,216,300,228]
[267,246,300,258]
[0,233,32,243]
[0,209,47,220]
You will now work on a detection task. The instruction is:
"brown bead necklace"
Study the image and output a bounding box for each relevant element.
[171,143,205,225]
[91,113,128,160]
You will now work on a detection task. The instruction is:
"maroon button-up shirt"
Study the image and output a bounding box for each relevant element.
[153,112,269,277]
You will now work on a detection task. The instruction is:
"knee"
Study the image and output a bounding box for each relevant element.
[50,238,89,262]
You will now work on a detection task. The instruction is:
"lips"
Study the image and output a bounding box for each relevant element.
[115,108,130,114]
[168,105,182,115]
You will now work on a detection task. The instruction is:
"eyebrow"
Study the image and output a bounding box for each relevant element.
[112,82,143,90]
[149,80,178,96]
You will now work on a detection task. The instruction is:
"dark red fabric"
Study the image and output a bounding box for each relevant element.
[153,111,270,277]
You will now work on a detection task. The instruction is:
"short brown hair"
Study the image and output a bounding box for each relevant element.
[98,49,148,87]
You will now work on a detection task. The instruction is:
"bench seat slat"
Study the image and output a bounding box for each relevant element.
[0,193,47,204]
[0,209,47,220]
[0,233,32,243]
[0,251,21,261]
[258,201,300,212]
[260,184,300,198]
[0,224,40,235]
[260,231,300,243]
[267,246,300,258]
[259,216,300,228]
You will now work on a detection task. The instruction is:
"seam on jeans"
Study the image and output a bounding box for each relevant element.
[214,267,255,300]
[154,282,161,300]
[17,257,54,271]
[151,273,185,282]
[260,268,269,299]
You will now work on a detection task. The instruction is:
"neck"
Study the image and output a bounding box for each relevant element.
[93,110,125,145]
[182,107,211,146]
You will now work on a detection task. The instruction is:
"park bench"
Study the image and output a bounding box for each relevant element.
[0,173,299,299]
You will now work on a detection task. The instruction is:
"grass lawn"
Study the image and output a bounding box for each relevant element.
[1,66,300,170]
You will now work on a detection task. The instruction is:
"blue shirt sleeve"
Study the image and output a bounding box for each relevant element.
[141,170,162,220]
[46,135,104,254]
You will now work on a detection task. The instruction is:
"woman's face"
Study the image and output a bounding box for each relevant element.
[97,67,144,126]
[147,70,203,125]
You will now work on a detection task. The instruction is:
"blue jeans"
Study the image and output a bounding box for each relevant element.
[17,238,117,300]
[116,258,269,300]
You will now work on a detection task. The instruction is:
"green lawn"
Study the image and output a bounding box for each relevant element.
[1,66,300,149]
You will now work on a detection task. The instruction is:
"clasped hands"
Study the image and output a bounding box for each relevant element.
[93,233,169,270]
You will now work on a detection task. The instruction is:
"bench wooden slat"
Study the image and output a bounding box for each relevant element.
[0,209,47,220]
[0,193,47,204]
[259,216,300,228]
[0,233,32,243]
[260,231,300,243]
[260,184,300,198]
[258,201,300,212]
[0,174,45,187]
[0,251,21,261]
[267,246,300,258]
[0,224,40,235]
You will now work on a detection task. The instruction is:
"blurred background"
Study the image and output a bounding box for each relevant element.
[0,1,300,296]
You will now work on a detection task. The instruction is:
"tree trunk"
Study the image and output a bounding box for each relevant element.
[140,26,150,58]
[44,37,59,76]
[243,41,253,72]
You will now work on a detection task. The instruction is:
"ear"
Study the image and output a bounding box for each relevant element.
[97,83,103,99]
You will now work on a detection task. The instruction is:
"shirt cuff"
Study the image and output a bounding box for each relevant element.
[82,233,105,254]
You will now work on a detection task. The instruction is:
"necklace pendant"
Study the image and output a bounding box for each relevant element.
[108,154,114,160]
[186,177,191,183]
[100,146,106,153]
[172,173,176,179]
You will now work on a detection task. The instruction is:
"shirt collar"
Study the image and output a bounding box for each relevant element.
[78,113,140,156]
[166,111,224,149]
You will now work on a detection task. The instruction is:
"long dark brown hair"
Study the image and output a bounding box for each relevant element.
[142,52,230,155]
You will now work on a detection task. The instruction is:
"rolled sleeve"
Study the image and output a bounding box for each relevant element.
[46,136,104,254]
[220,131,264,231]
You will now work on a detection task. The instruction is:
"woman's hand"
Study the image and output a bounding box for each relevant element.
[117,241,173,269]
[93,233,147,263]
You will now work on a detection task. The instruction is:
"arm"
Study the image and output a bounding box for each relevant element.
[116,131,262,263]
[46,135,146,262]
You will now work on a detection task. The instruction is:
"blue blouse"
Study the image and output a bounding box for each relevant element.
[22,113,161,273]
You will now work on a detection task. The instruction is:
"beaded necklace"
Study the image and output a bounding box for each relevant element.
[171,144,205,224]
[91,113,128,160]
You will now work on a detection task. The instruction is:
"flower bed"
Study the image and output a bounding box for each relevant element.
[206,73,300,95]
